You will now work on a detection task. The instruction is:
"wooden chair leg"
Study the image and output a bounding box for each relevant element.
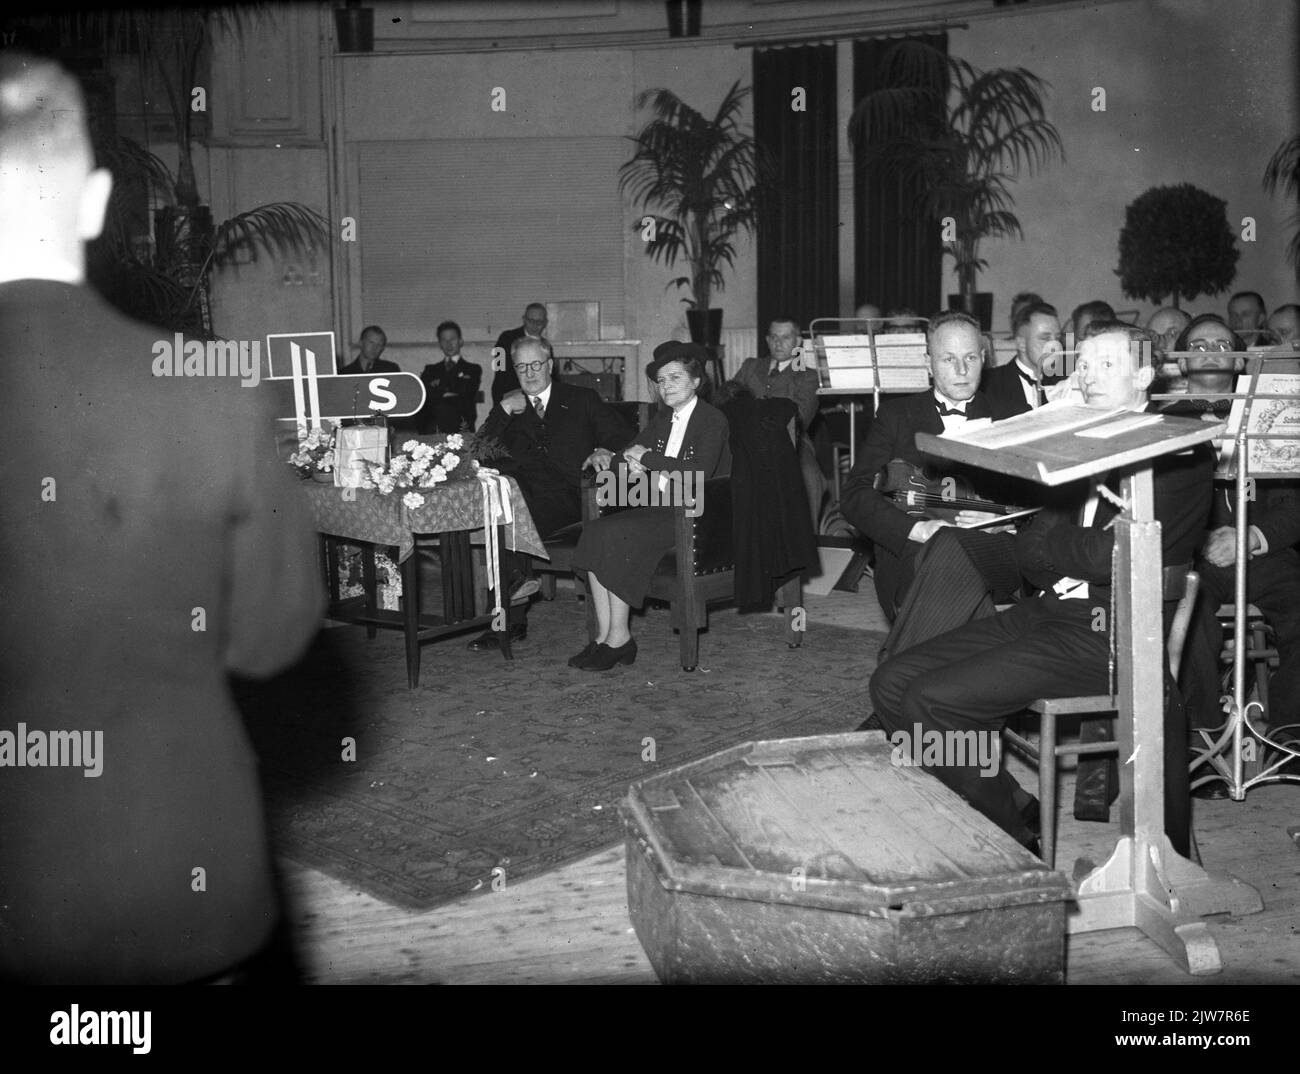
[539,574,557,601]
[1039,711,1058,869]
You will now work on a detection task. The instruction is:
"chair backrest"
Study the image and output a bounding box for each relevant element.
[675,477,734,577]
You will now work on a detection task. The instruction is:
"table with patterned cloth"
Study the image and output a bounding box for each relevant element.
[300,477,547,686]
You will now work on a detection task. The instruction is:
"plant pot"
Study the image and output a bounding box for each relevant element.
[685,308,723,347]
[310,470,336,483]
[947,292,994,333]
[334,6,375,53]
[665,0,701,38]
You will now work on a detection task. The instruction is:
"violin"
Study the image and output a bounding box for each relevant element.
[876,458,1026,523]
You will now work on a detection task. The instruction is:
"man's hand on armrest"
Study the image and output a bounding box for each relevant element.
[500,390,527,415]
[583,448,614,472]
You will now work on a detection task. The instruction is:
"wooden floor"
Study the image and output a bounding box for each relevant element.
[284,582,1300,985]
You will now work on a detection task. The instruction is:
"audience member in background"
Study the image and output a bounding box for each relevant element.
[1161,314,1244,418]
[491,302,551,404]
[981,301,1063,418]
[417,320,481,433]
[1147,306,1192,393]
[1227,290,1269,343]
[884,307,924,333]
[0,52,324,983]
[1069,299,1116,349]
[1008,291,1045,334]
[570,343,730,671]
[1267,303,1300,348]
[468,337,632,651]
[731,317,825,528]
[854,301,883,324]
[340,324,399,376]
[867,323,1213,855]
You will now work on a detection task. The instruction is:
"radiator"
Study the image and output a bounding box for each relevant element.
[719,326,759,380]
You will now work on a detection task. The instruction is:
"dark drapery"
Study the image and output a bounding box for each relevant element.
[753,44,839,349]
[853,34,947,318]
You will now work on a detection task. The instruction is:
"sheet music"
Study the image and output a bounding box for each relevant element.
[938,400,1126,450]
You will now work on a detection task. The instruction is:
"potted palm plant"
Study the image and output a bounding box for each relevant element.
[13,8,327,335]
[849,40,1063,331]
[620,80,766,346]
[1264,133,1300,284]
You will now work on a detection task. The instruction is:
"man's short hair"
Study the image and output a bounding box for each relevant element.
[1173,314,1246,354]
[1229,291,1266,313]
[768,316,801,333]
[925,309,981,351]
[0,51,91,174]
[1271,302,1300,319]
[360,324,386,341]
[436,320,461,338]
[524,302,547,316]
[1070,300,1115,331]
[511,335,552,361]
[1010,291,1044,311]
[1012,301,1060,337]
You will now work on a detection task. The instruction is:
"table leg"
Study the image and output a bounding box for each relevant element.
[496,525,513,662]
[361,543,378,639]
[402,552,421,688]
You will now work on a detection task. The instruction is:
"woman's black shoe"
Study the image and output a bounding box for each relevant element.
[580,639,637,671]
[568,641,599,668]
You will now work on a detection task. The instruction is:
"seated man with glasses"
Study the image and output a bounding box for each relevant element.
[467,337,633,650]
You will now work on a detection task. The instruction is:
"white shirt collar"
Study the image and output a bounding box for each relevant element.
[671,395,699,423]
[933,390,967,413]
[530,383,554,410]
[444,353,460,365]
[1014,358,1037,379]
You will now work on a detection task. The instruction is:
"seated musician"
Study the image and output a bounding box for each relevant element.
[867,324,1214,855]
[981,301,1063,419]
[840,310,1025,626]
[569,343,731,671]
[1170,315,1300,770]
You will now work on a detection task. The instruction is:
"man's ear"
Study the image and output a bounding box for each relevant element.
[1233,357,1244,372]
[1135,363,1155,391]
[77,167,113,242]
[1014,334,1028,361]
[1178,357,1189,375]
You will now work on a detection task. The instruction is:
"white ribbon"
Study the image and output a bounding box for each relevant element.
[476,468,516,619]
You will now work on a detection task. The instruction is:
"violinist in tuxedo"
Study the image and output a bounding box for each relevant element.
[467,336,632,650]
[982,302,1063,419]
[840,310,1021,623]
[867,325,1214,854]
[418,320,482,433]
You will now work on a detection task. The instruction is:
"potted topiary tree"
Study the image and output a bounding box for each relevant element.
[620,80,766,346]
[1116,184,1239,308]
[849,39,1063,331]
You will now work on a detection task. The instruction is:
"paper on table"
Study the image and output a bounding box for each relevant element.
[1074,413,1162,438]
[938,400,1125,450]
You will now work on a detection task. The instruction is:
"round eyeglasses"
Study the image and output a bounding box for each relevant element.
[513,360,549,374]
[1186,339,1233,352]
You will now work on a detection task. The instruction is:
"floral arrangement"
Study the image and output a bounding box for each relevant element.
[288,425,336,478]
[365,431,507,509]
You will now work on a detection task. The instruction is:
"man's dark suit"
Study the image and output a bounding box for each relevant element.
[418,357,482,433]
[0,280,324,983]
[840,389,1010,619]
[338,355,400,376]
[981,359,1037,419]
[478,380,632,539]
[869,438,1215,851]
[1182,479,1300,736]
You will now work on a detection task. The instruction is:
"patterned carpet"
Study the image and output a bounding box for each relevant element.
[240,595,884,910]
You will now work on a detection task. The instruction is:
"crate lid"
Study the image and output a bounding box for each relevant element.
[620,733,1069,916]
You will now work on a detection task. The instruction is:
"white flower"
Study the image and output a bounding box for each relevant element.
[409,457,430,476]
[445,434,464,450]
[402,492,425,509]
[401,440,420,453]
[431,464,448,483]
[390,456,410,474]
[411,443,435,461]
[441,452,460,470]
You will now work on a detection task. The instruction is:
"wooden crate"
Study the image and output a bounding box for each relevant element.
[621,733,1070,984]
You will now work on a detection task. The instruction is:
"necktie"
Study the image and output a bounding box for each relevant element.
[531,395,546,420]
[1015,364,1046,406]
[936,401,967,418]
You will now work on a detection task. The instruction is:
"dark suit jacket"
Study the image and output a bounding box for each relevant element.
[632,398,732,479]
[1016,424,1216,602]
[982,359,1035,420]
[0,280,323,984]
[840,389,1003,558]
[338,355,400,376]
[1208,479,1300,551]
[732,356,820,430]
[479,380,632,536]
[419,357,482,431]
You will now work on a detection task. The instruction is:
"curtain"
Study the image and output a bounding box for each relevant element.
[753,44,839,348]
[853,33,947,319]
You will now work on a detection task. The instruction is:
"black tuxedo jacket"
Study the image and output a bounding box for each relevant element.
[632,398,732,478]
[483,377,634,499]
[840,389,1004,558]
[982,359,1036,420]
[1208,479,1300,551]
[338,355,400,376]
[0,280,323,983]
[419,358,482,430]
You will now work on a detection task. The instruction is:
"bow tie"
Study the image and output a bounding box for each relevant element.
[936,401,968,418]
[1015,364,1038,386]
[1191,397,1232,417]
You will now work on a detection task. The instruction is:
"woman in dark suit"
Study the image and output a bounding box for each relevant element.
[570,342,731,670]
